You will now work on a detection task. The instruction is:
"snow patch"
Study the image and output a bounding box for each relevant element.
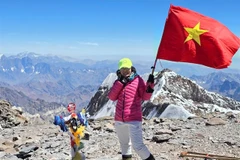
[93,100,116,119]
[101,73,116,89]
[160,104,195,120]
[11,67,15,71]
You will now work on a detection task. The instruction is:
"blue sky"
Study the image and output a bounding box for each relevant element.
[0,0,239,69]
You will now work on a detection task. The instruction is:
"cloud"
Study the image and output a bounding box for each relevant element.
[77,41,99,46]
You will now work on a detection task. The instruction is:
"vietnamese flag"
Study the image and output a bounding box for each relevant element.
[157,5,240,69]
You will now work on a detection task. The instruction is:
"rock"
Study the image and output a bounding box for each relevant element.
[170,125,182,131]
[155,129,173,135]
[12,106,23,115]
[12,136,20,142]
[206,117,227,126]
[104,123,114,132]
[152,134,172,143]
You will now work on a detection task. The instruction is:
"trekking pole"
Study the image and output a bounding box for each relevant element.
[180,151,240,160]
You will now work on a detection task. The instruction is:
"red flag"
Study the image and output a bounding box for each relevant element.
[157,5,240,69]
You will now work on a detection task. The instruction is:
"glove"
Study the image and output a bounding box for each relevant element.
[146,85,154,93]
[116,69,129,85]
[118,76,129,85]
[116,70,123,81]
[121,77,129,84]
[147,74,154,84]
[116,70,121,79]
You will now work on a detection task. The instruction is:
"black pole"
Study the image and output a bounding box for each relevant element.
[151,58,157,75]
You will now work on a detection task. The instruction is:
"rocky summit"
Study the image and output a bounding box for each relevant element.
[1,100,240,160]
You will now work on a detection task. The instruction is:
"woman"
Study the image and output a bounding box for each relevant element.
[108,58,155,160]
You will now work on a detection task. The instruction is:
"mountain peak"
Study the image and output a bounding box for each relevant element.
[87,69,240,120]
[0,53,4,58]
[16,52,41,58]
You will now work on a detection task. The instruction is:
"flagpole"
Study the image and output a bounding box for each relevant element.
[151,58,157,75]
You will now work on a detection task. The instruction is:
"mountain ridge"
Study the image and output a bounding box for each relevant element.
[87,69,240,120]
[0,52,240,116]
[190,72,240,101]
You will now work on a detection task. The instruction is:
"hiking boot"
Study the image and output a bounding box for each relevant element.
[122,155,132,160]
[145,154,155,160]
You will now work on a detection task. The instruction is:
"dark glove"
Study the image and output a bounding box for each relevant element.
[146,85,154,93]
[116,69,129,85]
[116,69,124,81]
[120,77,129,85]
[116,70,121,79]
[147,74,154,84]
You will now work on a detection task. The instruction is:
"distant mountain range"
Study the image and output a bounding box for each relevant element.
[0,86,65,115]
[0,52,114,110]
[0,52,239,115]
[190,72,240,101]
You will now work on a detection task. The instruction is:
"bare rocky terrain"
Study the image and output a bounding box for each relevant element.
[1,100,240,160]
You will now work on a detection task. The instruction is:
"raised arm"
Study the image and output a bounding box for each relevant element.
[138,74,154,100]
[108,80,124,101]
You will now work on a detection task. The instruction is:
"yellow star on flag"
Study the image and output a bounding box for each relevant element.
[184,22,208,45]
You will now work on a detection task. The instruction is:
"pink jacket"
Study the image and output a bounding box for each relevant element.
[108,75,154,122]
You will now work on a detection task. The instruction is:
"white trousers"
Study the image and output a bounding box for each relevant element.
[115,121,151,160]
